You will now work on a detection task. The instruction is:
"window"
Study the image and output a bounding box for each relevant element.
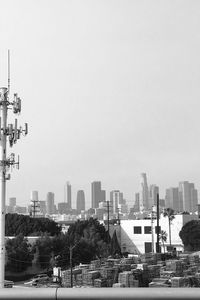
[134,226,142,234]
[144,226,151,234]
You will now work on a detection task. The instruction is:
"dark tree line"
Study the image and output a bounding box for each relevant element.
[5,218,121,272]
[5,213,61,236]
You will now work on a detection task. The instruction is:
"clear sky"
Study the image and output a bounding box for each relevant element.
[0,0,200,209]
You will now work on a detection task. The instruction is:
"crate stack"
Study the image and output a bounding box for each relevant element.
[82,270,100,286]
[61,270,73,287]
[147,265,160,281]
[94,278,107,287]
[171,277,185,287]
[118,271,137,287]
[100,267,115,287]
[89,260,101,270]
[165,260,183,276]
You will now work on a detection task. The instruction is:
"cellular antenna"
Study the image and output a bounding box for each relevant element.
[8,50,10,95]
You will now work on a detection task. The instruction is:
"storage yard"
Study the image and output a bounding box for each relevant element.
[61,253,200,288]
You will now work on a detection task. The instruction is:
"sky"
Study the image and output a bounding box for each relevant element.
[0,0,200,209]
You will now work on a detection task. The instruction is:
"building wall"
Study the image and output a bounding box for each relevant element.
[119,214,198,254]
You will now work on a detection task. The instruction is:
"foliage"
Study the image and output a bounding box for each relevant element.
[159,230,167,253]
[179,220,200,251]
[6,234,34,272]
[5,213,61,236]
[163,208,175,247]
[35,218,111,269]
[110,230,121,256]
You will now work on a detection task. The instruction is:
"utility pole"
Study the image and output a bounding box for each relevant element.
[0,51,28,288]
[107,200,110,238]
[156,193,160,253]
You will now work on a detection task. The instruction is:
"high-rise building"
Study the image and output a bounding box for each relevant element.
[179,181,198,213]
[39,200,47,215]
[110,190,123,215]
[46,192,55,215]
[101,190,106,202]
[165,187,179,211]
[149,185,159,207]
[77,190,85,213]
[64,181,72,209]
[133,193,140,212]
[58,202,69,215]
[140,173,149,210]
[91,181,102,208]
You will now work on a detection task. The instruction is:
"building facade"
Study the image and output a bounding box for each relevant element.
[76,190,85,213]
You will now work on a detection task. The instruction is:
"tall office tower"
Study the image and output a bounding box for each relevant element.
[64,181,72,209]
[77,190,85,214]
[46,192,55,215]
[110,190,123,214]
[133,193,140,212]
[179,181,198,213]
[101,190,106,202]
[58,202,69,215]
[149,185,159,207]
[165,187,179,212]
[30,190,40,217]
[39,200,47,215]
[140,173,149,210]
[91,181,102,208]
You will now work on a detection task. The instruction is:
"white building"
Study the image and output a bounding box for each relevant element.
[113,214,198,254]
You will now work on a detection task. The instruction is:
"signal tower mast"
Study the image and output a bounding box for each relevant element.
[0,51,28,288]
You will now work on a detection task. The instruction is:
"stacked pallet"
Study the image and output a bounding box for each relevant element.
[165,260,183,276]
[89,260,101,270]
[82,270,100,286]
[118,271,136,287]
[171,277,185,287]
[147,265,160,280]
[94,278,107,287]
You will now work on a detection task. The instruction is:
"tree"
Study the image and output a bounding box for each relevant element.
[179,220,200,251]
[5,213,61,236]
[6,234,34,272]
[159,230,167,254]
[110,230,121,257]
[163,208,175,250]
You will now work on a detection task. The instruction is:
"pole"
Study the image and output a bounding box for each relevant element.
[107,201,110,238]
[151,206,154,253]
[0,88,8,288]
[70,246,73,288]
[156,193,160,253]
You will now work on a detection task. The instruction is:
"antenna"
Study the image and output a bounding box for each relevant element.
[8,50,10,95]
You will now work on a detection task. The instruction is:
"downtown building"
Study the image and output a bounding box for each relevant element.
[91,181,105,208]
[76,190,85,214]
[165,181,198,213]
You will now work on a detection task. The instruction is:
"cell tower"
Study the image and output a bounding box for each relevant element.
[0,51,28,288]
[30,191,40,218]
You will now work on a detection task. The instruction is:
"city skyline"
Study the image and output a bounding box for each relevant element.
[1,0,200,209]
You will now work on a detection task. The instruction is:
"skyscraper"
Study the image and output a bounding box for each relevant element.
[77,190,85,213]
[64,181,71,209]
[149,184,159,207]
[140,173,149,210]
[91,181,102,208]
[46,192,55,215]
[179,181,198,213]
[165,187,179,211]
[110,190,123,214]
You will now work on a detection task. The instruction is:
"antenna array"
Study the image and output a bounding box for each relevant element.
[0,51,28,288]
